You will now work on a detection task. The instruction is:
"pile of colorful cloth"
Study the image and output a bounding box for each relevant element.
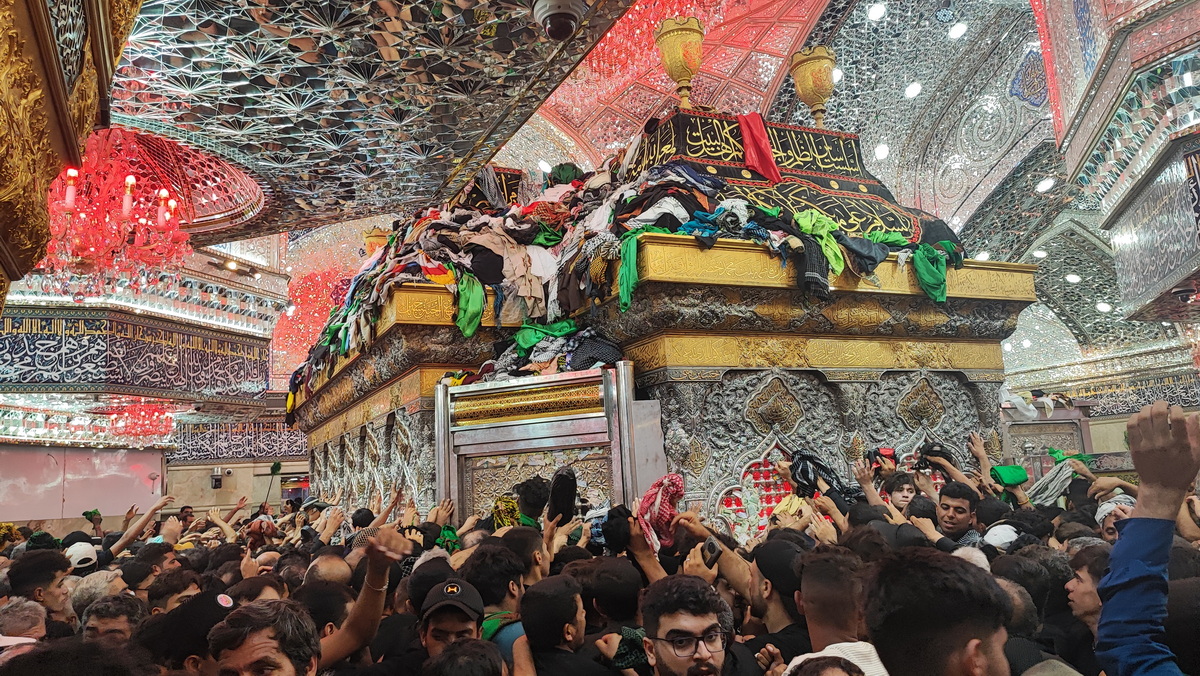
[287,154,965,407]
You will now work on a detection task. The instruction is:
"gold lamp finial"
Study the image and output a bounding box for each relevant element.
[788,46,836,128]
[654,17,705,109]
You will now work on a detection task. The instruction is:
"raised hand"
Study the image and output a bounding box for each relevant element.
[367,527,413,569]
[683,544,718,584]
[968,432,987,460]
[595,634,622,661]
[670,511,710,540]
[853,459,874,488]
[910,516,941,543]
[125,504,138,521]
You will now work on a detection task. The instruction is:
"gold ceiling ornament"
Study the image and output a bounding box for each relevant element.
[789,46,836,128]
[746,377,804,436]
[654,17,704,109]
[684,436,709,476]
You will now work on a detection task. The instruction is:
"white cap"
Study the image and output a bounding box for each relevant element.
[983,524,1019,550]
[64,541,98,568]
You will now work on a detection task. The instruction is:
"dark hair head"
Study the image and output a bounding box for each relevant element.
[520,575,582,651]
[0,635,157,676]
[1005,510,1054,540]
[763,527,815,551]
[995,578,1040,638]
[640,574,726,638]
[938,481,979,513]
[422,638,505,676]
[1069,543,1112,582]
[273,551,310,594]
[500,527,544,575]
[865,548,1011,676]
[204,543,244,574]
[590,557,642,623]
[17,526,33,540]
[794,547,864,630]
[82,594,148,628]
[840,525,892,562]
[293,580,354,630]
[135,543,176,569]
[208,599,321,674]
[7,549,71,598]
[133,590,233,668]
[550,546,592,576]
[1169,546,1200,581]
[560,558,604,627]
[1013,545,1073,615]
[881,471,916,496]
[1055,521,1095,543]
[407,558,455,612]
[793,655,866,676]
[1059,509,1098,529]
[750,539,804,621]
[906,495,937,520]
[146,569,201,610]
[514,476,550,518]
[990,555,1051,618]
[351,508,375,529]
[226,576,286,605]
[975,497,1012,528]
[458,545,527,607]
[847,503,888,527]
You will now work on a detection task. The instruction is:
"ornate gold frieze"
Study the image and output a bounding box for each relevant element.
[0,0,55,275]
[68,42,97,149]
[624,332,1005,373]
[306,366,452,448]
[451,383,604,426]
[636,233,1038,302]
[108,0,144,69]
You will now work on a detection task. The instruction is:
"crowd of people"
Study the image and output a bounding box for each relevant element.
[1,400,1199,676]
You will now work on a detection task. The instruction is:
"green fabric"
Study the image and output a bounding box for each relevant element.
[519,513,541,530]
[454,271,485,338]
[866,231,911,247]
[794,209,845,276]
[612,626,649,670]
[1048,447,1095,466]
[513,319,578,357]
[760,205,782,219]
[549,162,584,186]
[990,465,1029,488]
[618,226,673,312]
[937,240,965,269]
[482,611,520,641]
[532,223,563,247]
[913,243,948,302]
[435,524,461,553]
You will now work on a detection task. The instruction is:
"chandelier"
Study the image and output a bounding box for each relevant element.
[39,127,193,300]
[96,402,177,448]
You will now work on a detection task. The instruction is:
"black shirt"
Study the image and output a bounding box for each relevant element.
[532,648,619,676]
[740,619,813,665]
[371,613,418,663]
[724,640,767,676]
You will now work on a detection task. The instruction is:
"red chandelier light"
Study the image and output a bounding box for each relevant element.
[40,127,193,298]
[106,403,176,447]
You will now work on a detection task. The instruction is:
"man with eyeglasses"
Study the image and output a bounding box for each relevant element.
[640,575,733,676]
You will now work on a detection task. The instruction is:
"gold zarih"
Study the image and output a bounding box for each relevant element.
[452,383,604,426]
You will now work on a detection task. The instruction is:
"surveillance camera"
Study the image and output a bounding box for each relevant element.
[532,0,586,41]
[223,468,234,477]
[1171,285,1197,303]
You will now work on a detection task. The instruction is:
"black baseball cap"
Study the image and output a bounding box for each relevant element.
[420,578,484,622]
[750,539,802,596]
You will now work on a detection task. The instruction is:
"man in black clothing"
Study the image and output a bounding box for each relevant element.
[578,558,645,669]
[640,574,728,676]
[522,575,615,675]
[740,539,812,663]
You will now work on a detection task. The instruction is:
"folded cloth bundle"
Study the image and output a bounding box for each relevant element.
[637,474,685,554]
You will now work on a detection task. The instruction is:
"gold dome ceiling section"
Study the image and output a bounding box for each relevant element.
[108,0,635,245]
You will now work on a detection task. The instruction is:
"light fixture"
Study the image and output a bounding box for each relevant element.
[537,160,553,173]
[1021,339,1032,348]
[253,272,262,280]
[831,68,843,83]
[285,303,296,317]
[1184,72,1194,87]
[975,251,990,261]
[874,144,890,160]
[948,22,968,39]
[1096,302,1113,313]
[867,2,887,20]
[1163,321,1173,326]
[1032,250,1048,258]
[905,82,922,98]
[1035,178,1056,193]
[225,260,238,271]
[1065,274,1082,283]
[285,265,293,272]
[1003,343,1013,352]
